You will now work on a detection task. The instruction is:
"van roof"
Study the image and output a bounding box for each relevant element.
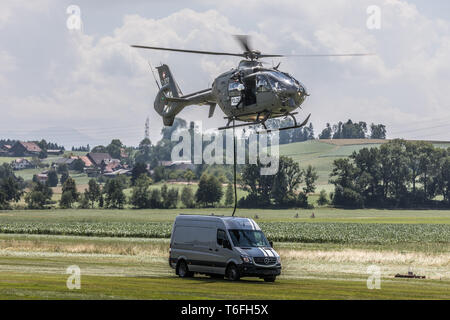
[175,214,261,230]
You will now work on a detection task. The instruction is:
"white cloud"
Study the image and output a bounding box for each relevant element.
[1,1,450,146]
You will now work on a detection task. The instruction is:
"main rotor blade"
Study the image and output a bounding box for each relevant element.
[131,45,244,57]
[233,35,252,52]
[283,53,375,57]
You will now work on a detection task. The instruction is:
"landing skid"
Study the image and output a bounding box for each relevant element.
[218,112,311,134]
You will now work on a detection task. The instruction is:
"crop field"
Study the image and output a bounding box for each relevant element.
[0,221,448,245]
[0,208,449,299]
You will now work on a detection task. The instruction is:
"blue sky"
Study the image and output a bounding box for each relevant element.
[1,0,449,147]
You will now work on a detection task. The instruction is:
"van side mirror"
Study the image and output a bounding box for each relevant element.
[222,239,232,250]
[269,241,273,248]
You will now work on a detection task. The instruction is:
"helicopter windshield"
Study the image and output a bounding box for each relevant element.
[266,71,297,90]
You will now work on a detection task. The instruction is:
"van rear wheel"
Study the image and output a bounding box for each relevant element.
[226,264,240,281]
[177,260,193,278]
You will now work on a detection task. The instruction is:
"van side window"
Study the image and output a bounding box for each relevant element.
[217,229,226,246]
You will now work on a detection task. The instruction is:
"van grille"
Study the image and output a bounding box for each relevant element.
[254,257,276,265]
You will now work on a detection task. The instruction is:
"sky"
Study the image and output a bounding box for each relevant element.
[1,0,449,148]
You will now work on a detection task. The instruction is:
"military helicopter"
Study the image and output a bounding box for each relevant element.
[132,35,371,131]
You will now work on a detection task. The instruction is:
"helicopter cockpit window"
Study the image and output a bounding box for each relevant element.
[267,71,296,90]
[256,75,271,92]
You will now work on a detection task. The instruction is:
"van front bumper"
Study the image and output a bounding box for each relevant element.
[238,263,281,277]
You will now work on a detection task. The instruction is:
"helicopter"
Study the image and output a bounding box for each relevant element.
[132,35,372,132]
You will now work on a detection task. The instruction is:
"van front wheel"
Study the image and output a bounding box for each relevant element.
[264,276,276,282]
[177,260,193,278]
[226,264,240,281]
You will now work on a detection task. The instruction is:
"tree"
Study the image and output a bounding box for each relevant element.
[195,174,223,207]
[225,183,234,207]
[25,182,53,209]
[0,175,24,209]
[149,188,162,208]
[167,188,179,208]
[72,158,85,173]
[317,189,329,206]
[135,138,152,164]
[303,165,319,194]
[329,158,362,208]
[85,179,101,208]
[161,118,187,140]
[91,145,108,153]
[370,123,387,139]
[78,193,90,209]
[183,170,195,184]
[160,184,168,208]
[319,123,332,139]
[59,177,79,208]
[106,139,123,159]
[153,166,166,182]
[130,175,151,209]
[60,191,75,209]
[103,178,126,209]
[131,162,149,186]
[241,163,273,203]
[47,170,58,187]
[181,186,195,208]
[271,157,304,205]
[60,171,69,186]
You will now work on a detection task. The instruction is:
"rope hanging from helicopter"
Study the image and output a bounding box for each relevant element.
[232,118,237,217]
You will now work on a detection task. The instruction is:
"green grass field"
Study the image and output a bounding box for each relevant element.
[0,233,448,299]
[0,208,449,299]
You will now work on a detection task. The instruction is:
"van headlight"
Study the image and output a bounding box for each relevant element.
[241,255,252,264]
[276,256,281,264]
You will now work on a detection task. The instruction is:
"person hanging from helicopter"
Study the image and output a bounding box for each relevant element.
[229,71,245,110]
[236,71,245,109]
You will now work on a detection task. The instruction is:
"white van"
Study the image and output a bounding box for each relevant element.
[169,215,281,282]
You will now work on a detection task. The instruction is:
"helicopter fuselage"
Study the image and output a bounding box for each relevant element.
[211,60,308,122]
[152,60,308,127]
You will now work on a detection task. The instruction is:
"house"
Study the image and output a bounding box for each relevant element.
[53,157,76,168]
[102,160,121,174]
[9,141,42,157]
[36,173,48,183]
[87,152,112,167]
[11,158,35,170]
[159,160,195,171]
[78,155,93,167]
[0,145,11,156]
[103,168,131,178]
[47,149,64,156]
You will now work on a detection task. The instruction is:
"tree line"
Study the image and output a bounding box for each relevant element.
[238,156,318,208]
[330,139,450,208]
[319,120,386,139]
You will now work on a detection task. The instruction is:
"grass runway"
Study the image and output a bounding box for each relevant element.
[0,208,449,299]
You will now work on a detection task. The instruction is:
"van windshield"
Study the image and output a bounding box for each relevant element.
[228,229,270,248]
